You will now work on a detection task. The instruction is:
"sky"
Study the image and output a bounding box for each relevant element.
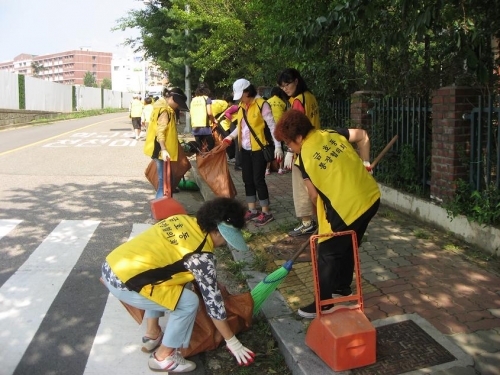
[0,0,143,62]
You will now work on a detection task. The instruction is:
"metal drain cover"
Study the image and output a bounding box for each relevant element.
[352,320,457,374]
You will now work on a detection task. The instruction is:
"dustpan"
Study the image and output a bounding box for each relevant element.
[305,231,376,372]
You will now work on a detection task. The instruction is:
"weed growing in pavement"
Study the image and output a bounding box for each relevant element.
[250,253,269,272]
[413,229,430,239]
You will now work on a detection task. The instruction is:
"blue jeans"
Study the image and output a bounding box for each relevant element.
[102,277,199,349]
[155,158,175,199]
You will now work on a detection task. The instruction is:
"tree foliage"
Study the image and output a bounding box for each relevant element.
[116,0,500,122]
[101,78,112,89]
[83,71,97,88]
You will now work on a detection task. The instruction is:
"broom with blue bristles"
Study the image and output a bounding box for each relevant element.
[251,233,314,315]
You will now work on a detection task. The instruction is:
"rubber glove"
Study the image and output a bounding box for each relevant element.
[274,146,283,163]
[284,151,294,169]
[161,149,170,161]
[363,161,373,175]
[223,136,233,145]
[225,336,255,366]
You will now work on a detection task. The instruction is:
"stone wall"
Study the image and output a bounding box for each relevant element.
[0,109,62,129]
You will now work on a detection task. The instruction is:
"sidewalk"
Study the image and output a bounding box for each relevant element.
[186,146,500,375]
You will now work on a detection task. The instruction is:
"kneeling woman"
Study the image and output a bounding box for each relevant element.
[101,197,254,372]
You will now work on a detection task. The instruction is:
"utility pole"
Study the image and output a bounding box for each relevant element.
[183,4,191,134]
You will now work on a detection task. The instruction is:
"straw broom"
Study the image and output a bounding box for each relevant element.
[251,234,314,315]
[250,135,398,315]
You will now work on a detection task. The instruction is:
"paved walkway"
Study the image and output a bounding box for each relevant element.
[184,142,500,375]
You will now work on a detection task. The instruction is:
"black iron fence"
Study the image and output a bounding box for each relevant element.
[464,95,500,191]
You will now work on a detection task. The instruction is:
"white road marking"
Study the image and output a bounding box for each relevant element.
[0,220,100,375]
[84,223,155,375]
[0,219,22,240]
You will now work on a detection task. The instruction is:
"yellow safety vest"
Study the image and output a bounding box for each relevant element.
[190,96,209,128]
[291,91,320,129]
[106,215,214,310]
[297,130,380,242]
[236,98,270,150]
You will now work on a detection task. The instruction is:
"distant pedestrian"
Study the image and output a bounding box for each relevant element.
[274,109,380,318]
[265,86,289,175]
[141,96,154,137]
[130,94,144,140]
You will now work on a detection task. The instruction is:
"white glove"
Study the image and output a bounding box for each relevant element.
[161,149,170,161]
[225,336,255,366]
[363,161,373,175]
[284,151,294,169]
[274,146,283,162]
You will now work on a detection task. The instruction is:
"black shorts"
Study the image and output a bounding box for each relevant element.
[131,117,142,129]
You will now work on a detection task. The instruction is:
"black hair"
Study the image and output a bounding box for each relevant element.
[243,84,257,98]
[145,97,153,104]
[195,82,211,97]
[271,86,288,102]
[196,197,246,232]
[277,68,309,96]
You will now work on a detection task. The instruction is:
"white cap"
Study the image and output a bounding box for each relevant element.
[233,79,251,100]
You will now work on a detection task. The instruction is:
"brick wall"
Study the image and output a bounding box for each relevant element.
[430,86,480,201]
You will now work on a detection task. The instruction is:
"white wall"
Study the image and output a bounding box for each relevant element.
[25,76,73,112]
[75,86,102,111]
[0,71,20,110]
[103,90,122,109]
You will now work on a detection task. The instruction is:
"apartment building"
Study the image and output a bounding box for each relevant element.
[0,49,112,85]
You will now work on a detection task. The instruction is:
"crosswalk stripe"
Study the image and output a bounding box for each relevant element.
[0,220,100,375]
[84,223,154,375]
[0,219,22,240]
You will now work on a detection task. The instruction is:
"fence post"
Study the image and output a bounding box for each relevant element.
[351,91,374,128]
[430,86,481,202]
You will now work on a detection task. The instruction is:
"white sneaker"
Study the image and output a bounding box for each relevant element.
[148,350,196,372]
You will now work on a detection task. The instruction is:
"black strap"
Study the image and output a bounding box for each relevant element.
[241,107,267,149]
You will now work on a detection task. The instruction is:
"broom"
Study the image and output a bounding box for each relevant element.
[251,233,315,315]
[250,135,398,314]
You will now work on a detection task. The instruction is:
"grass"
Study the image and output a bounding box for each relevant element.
[29,108,127,125]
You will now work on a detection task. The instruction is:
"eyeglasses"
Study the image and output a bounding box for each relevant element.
[279,82,292,90]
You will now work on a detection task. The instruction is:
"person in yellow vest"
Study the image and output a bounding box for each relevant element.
[277,68,321,238]
[130,94,144,140]
[144,87,189,199]
[190,82,217,152]
[265,86,289,175]
[141,96,154,136]
[274,109,380,318]
[101,197,255,371]
[223,79,284,226]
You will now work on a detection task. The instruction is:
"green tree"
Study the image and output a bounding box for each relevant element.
[31,61,44,78]
[83,71,98,87]
[101,78,112,89]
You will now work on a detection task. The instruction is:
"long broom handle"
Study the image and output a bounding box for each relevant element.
[370,134,398,169]
[289,229,319,263]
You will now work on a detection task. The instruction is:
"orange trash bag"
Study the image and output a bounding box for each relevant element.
[180,283,253,358]
[196,142,237,198]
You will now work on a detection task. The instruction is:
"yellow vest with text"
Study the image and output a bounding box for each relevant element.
[106,215,214,310]
[266,95,286,123]
[143,99,178,161]
[291,91,320,129]
[236,98,269,150]
[297,130,380,241]
[190,95,209,128]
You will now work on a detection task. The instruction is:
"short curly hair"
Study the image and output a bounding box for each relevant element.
[196,197,246,233]
[274,109,314,143]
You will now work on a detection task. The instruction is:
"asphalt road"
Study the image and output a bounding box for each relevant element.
[0,113,206,375]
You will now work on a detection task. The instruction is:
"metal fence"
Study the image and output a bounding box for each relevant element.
[465,95,500,191]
